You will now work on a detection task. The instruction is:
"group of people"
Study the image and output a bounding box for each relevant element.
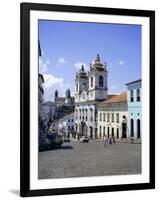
[103,135,116,147]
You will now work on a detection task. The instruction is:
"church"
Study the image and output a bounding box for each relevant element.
[74,54,108,139]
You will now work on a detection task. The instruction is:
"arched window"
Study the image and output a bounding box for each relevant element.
[130,90,134,102]
[103,126,105,136]
[76,83,78,92]
[137,89,140,101]
[130,119,134,137]
[91,77,93,87]
[107,127,110,138]
[99,76,103,87]
[99,126,102,138]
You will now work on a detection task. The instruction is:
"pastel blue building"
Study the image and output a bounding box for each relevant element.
[126,79,141,140]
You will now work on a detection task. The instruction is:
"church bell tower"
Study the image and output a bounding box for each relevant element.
[88,54,108,101]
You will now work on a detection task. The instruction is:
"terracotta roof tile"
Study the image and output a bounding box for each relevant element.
[102,92,127,104]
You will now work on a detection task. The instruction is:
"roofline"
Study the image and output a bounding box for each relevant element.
[125,79,142,85]
[101,100,127,105]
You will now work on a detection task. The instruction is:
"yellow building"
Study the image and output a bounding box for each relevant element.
[98,92,128,140]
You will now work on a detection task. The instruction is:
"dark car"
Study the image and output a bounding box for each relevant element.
[64,137,70,142]
[39,135,51,151]
[48,134,63,148]
[79,136,89,143]
[39,134,63,151]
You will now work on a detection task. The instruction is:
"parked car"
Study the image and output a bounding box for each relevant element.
[39,134,63,151]
[39,134,51,151]
[48,134,63,148]
[64,137,70,142]
[79,136,89,143]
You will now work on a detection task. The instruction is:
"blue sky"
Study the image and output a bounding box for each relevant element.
[39,20,141,102]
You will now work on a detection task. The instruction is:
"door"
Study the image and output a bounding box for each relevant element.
[122,122,127,138]
[137,119,140,138]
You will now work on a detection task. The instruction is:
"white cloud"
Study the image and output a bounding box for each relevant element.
[43,74,64,101]
[43,74,74,102]
[118,60,124,65]
[57,57,66,64]
[74,62,89,71]
[39,58,50,73]
[43,74,63,89]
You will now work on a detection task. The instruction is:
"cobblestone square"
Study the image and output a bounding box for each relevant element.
[38,141,141,179]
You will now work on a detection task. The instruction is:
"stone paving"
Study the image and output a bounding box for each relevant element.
[38,140,141,179]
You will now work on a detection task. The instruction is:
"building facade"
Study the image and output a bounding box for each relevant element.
[75,54,108,139]
[58,112,75,138]
[98,92,128,140]
[126,79,142,140]
[54,89,75,108]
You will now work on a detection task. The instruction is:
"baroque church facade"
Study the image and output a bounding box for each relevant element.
[75,54,108,139]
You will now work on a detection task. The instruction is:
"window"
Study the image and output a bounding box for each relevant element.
[130,119,134,137]
[137,89,140,101]
[112,127,114,137]
[116,113,119,123]
[130,90,134,102]
[90,116,93,122]
[82,109,84,116]
[112,113,114,122]
[68,126,70,130]
[76,83,78,92]
[100,113,102,121]
[116,128,119,138]
[99,76,103,87]
[99,126,102,138]
[103,126,105,136]
[107,113,110,122]
[91,76,93,87]
[72,119,74,122]
[107,127,110,138]
[103,113,106,121]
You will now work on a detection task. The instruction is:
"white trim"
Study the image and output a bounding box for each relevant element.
[30,10,150,190]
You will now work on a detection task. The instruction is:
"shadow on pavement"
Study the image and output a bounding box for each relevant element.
[61,145,73,150]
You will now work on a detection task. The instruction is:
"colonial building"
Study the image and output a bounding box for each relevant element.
[42,101,56,120]
[126,79,142,140]
[98,92,128,140]
[75,54,108,139]
[58,112,75,138]
[54,89,75,107]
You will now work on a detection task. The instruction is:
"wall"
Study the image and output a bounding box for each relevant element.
[0,0,158,199]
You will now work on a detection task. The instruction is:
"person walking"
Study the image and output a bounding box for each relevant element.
[109,137,112,145]
[103,135,107,147]
[113,135,116,144]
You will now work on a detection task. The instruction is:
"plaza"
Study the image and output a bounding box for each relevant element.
[38,141,141,179]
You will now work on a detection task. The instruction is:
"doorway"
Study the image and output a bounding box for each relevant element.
[137,119,140,138]
[122,122,127,138]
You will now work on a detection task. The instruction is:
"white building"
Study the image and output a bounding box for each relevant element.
[58,112,75,138]
[98,92,128,140]
[75,54,108,139]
